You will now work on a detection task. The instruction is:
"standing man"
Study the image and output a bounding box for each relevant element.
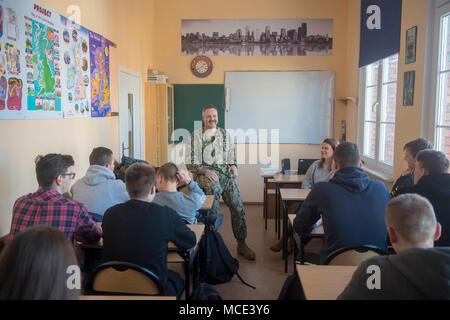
[186,104,255,260]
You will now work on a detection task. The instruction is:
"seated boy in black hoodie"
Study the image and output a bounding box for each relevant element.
[102,163,196,298]
[397,149,450,246]
[338,194,449,300]
[293,142,390,264]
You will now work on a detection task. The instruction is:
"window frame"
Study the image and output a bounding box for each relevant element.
[358,55,399,177]
[423,0,450,155]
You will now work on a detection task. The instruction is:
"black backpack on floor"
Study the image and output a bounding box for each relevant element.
[198,229,255,289]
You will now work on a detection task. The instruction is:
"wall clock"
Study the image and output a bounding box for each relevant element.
[191,56,213,78]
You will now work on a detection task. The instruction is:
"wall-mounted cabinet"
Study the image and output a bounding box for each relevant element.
[144,83,174,166]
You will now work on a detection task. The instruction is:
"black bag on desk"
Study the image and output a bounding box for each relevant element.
[198,230,255,289]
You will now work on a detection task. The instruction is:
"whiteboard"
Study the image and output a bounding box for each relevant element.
[224,71,334,144]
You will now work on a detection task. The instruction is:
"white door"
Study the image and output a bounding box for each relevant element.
[118,66,142,159]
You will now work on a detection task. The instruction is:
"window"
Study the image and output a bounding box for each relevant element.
[435,12,450,158]
[359,54,399,175]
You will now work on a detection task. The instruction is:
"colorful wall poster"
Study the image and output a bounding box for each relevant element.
[89,30,110,117]
[60,16,91,118]
[23,1,62,119]
[0,0,26,119]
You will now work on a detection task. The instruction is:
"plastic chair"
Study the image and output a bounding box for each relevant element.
[297,159,318,175]
[323,245,386,266]
[86,261,165,296]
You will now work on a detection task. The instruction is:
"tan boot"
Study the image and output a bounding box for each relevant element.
[270,238,283,252]
[237,240,256,261]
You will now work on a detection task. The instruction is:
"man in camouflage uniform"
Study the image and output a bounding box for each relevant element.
[186,105,255,260]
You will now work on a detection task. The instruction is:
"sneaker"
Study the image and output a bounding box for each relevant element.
[237,240,256,261]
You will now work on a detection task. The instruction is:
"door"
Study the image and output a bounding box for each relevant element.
[119,67,142,159]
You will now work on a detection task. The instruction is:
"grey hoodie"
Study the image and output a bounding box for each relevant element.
[71,165,130,216]
[338,247,450,300]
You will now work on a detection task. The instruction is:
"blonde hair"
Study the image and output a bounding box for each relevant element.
[386,194,437,244]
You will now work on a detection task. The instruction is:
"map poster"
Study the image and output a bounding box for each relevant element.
[0,0,27,119]
[60,16,91,118]
[23,1,62,119]
[89,30,110,117]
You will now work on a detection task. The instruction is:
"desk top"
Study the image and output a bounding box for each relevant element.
[201,195,214,210]
[280,188,310,201]
[288,214,324,235]
[79,295,176,300]
[296,265,357,300]
[273,174,305,183]
[78,224,205,251]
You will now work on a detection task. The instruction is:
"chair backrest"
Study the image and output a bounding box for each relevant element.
[281,158,290,174]
[87,261,165,296]
[324,245,386,266]
[297,159,318,175]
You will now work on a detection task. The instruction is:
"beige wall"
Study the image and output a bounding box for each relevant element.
[0,0,156,236]
[154,0,355,201]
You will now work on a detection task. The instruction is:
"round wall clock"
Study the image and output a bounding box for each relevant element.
[191,56,213,78]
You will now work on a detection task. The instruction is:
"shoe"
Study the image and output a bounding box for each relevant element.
[237,240,256,261]
[270,238,283,252]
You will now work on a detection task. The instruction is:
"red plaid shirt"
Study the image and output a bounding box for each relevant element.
[10,187,102,243]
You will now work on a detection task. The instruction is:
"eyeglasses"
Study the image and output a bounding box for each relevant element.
[61,173,76,180]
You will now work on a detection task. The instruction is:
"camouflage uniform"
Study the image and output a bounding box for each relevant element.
[186,127,247,241]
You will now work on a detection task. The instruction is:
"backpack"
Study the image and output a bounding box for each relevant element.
[114,156,154,181]
[277,272,306,300]
[198,229,255,289]
[190,282,222,300]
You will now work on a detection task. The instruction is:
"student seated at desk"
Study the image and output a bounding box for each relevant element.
[293,142,390,264]
[390,138,432,197]
[0,225,80,300]
[153,162,206,224]
[270,138,338,252]
[102,163,196,298]
[9,153,102,244]
[301,138,339,189]
[396,149,450,246]
[338,194,450,300]
[71,147,129,222]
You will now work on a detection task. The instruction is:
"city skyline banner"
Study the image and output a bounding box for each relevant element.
[182,19,333,56]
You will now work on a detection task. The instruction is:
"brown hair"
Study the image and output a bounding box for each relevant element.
[333,142,361,168]
[386,194,437,245]
[89,147,114,166]
[202,104,218,113]
[0,225,79,300]
[125,163,156,198]
[318,138,339,170]
[35,154,74,187]
[157,162,178,183]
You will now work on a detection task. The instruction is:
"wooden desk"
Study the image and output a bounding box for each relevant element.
[296,265,357,300]
[201,195,214,211]
[79,295,176,300]
[279,188,310,272]
[273,174,304,239]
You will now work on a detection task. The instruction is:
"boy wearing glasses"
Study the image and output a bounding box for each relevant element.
[9,153,102,244]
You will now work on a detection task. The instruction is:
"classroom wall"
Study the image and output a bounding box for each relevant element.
[392,0,429,179]
[153,0,353,202]
[0,0,156,236]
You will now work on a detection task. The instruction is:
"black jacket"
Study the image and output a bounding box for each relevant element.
[390,172,414,197]
[397,174,450,247]
[293,167,390,264]
[102,200,196,292]
[338,247,450,300]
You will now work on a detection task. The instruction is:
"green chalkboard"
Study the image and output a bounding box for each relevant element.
[173,84,224,143]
